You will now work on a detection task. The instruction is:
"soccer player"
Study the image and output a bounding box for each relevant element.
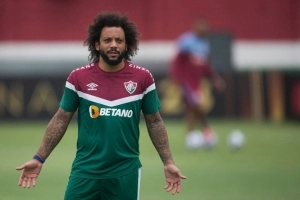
[16,12,186,199]
[169,17,225,147]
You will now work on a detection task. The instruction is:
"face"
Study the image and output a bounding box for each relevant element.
[96,27,127,66]
[194,19,210,37]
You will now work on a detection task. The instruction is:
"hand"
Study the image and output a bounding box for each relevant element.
[163,164,187,195]
[213,75,226,92]
[16,159,43,188]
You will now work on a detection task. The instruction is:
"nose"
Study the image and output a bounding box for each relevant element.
[110,39,118,48]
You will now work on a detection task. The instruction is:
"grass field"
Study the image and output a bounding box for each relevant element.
[1,119,300,200]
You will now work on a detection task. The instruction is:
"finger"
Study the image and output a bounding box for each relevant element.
[171,183,178,195]
[22,177,28,188]
[164,182,170,189]
[26,178,31,189]
[177,183,182,193]
[18,175,24,186]
[177,172,187,179]
[32,178,37,187]
[166,183,174,192]
[173,183,182,194]
[16,165,25,171]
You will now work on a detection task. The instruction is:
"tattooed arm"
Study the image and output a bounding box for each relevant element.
[144,111,186,195]
[144,111,173,165]
[36,108,74,159]
[16,108,74,188]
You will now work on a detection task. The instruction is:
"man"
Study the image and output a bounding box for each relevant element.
[169,18,225,148]
[16,12,186,200]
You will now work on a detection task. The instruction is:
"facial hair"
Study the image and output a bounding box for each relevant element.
[99,49,126,66]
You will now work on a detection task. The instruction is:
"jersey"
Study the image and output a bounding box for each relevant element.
[170,31,215,90]
[59,61,161,179]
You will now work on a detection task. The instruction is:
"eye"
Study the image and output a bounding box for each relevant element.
[116,38,123,43]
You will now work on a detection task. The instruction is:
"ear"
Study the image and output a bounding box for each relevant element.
[95,41,100,51]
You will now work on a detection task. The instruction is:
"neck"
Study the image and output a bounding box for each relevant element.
[98,59,125,72]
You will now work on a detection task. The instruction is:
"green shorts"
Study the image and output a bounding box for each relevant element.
[64,168,141,200]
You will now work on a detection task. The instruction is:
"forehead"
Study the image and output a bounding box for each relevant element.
[100,27,125,38]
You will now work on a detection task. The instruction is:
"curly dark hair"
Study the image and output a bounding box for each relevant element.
[84,12,139,62]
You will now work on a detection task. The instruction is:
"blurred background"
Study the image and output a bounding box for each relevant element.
[1,1,300,200]
[1,0,300,121]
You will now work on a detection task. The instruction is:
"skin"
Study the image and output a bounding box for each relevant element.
[144,112,186,194]
[16,26,186,195]
[16,108,73,188]
[193,19,210,38]
[95,26,127,72]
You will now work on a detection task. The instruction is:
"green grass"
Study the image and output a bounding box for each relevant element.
[1,119,300,200]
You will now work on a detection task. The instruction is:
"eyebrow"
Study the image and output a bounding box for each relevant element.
[102,36,125,39]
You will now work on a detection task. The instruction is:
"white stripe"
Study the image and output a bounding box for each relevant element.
[65,82,156,107]
[66,81,75,91]
[137,168,141,200]
[144,83,156,95]
[2,41,300,72]
[78,92,143,107]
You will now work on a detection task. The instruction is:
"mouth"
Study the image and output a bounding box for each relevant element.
[108,51,120,57]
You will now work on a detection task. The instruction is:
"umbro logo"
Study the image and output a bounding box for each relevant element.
[87,83,98,90]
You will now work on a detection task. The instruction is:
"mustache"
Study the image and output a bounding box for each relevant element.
[107,50,120,54]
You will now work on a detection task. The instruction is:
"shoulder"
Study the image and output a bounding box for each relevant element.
[67,63,95,80]
[127,62,154,80]
[125,62,156,90]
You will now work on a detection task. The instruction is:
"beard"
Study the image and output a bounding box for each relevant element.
[99,49,126,66]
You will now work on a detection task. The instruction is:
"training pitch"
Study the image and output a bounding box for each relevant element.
[1,119,300,200]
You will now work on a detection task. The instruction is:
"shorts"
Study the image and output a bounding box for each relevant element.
[64,168,141,200]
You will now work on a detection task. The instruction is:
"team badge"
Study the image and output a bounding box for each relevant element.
[124,81,137,94]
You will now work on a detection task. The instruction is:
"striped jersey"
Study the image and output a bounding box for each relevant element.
[59,61,161,179]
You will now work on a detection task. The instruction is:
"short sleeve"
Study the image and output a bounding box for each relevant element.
[59,73,79,112]
[141,72,161,115]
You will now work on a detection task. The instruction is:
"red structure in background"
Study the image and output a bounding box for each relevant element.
[1,0,300,121]
[0,0,299,41]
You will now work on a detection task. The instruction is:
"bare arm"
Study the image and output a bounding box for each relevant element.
[16,108,74,188]
[144,111,186,195]
[144,111,173,165]
[36,108,74,160]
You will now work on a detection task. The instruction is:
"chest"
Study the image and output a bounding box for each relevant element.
[78,72,143,101]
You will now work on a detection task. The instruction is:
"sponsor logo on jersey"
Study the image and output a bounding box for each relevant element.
[124,81,137,94]
[87,83,98,90]
[89,105,99,118]
[89,105,133,118]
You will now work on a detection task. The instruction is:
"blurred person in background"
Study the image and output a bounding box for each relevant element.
[16,12,186,199]
[169,17,225,148]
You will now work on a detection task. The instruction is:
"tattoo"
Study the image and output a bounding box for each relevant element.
[144,112,173,165]
[37,108,74,159]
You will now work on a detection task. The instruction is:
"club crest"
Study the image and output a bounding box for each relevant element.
[124,81,137,94]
